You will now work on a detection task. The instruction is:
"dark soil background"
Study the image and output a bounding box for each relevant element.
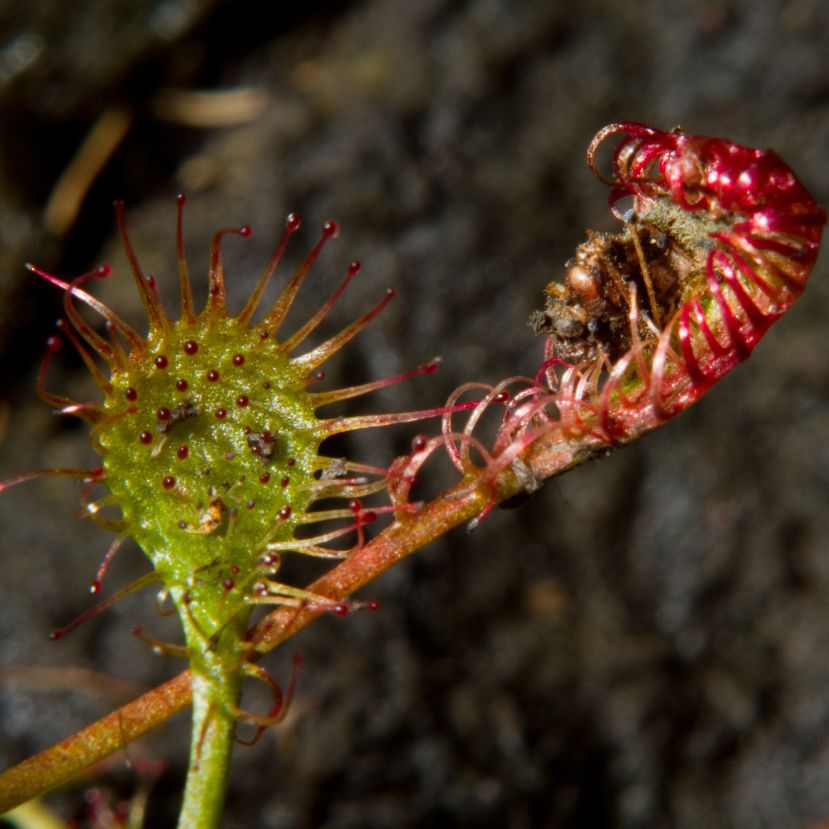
[1,1,829,827]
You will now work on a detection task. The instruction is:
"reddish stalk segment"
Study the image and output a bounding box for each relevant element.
[48,572,161,641]
[317,399,480,436]
[291,288,395,372]
[26,263,145,354]
[0,467,104,495]
[176,194,197,324]
[310,361,439,407]
[280,260,362,354]
[206,225,252,315]
[114,201,170,337]
[236,212,302,326]
[257,220,339,336]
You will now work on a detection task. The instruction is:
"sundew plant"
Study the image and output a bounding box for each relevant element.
[0,123,824,828]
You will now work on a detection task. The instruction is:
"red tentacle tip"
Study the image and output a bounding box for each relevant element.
[239,225,252,238]
[285,211,301,233]
[348,261,362,277]
[176,193,187,207]
[322,220,339,239]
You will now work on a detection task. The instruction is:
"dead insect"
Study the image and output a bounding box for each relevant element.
[246,430,277,460]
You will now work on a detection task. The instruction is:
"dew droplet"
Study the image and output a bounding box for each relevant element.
[177,445,189,460]
[139,431,153,444]
[215,408,227,419]
[176,378,188,392]
[183,340,199,355]
[232,353,245,366]
[162,476,176,489]
[207,370,220,382]
[154,355,169,369]
[124,388,138,401]
[260,472,270,484]
[236,394,249,407]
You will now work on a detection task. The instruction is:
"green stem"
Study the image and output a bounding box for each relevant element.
[176,600,248,829]
[177,669,240,829]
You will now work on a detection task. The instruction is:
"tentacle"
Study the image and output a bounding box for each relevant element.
[131,625,189,659]
[0,466,103,495]
[256,220,338,336]
[205,225,252,316]
[89,535,128,595]
[231,656,302,745]
[310,360,439,408]
[26,262,145,354]
[176,194,197,324]
[316,399,479,437]
[55,318,112,395]
[289,287,396,372]
[35,333,103,422]
[48,571,161,640]
[114,200,171,337]
[280,261,362,354]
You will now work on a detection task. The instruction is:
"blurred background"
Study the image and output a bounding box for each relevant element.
[1,1,829,826]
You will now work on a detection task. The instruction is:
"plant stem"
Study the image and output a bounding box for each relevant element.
[175,602,248,829]
[0,433,598,812]
[177,669,240,829]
